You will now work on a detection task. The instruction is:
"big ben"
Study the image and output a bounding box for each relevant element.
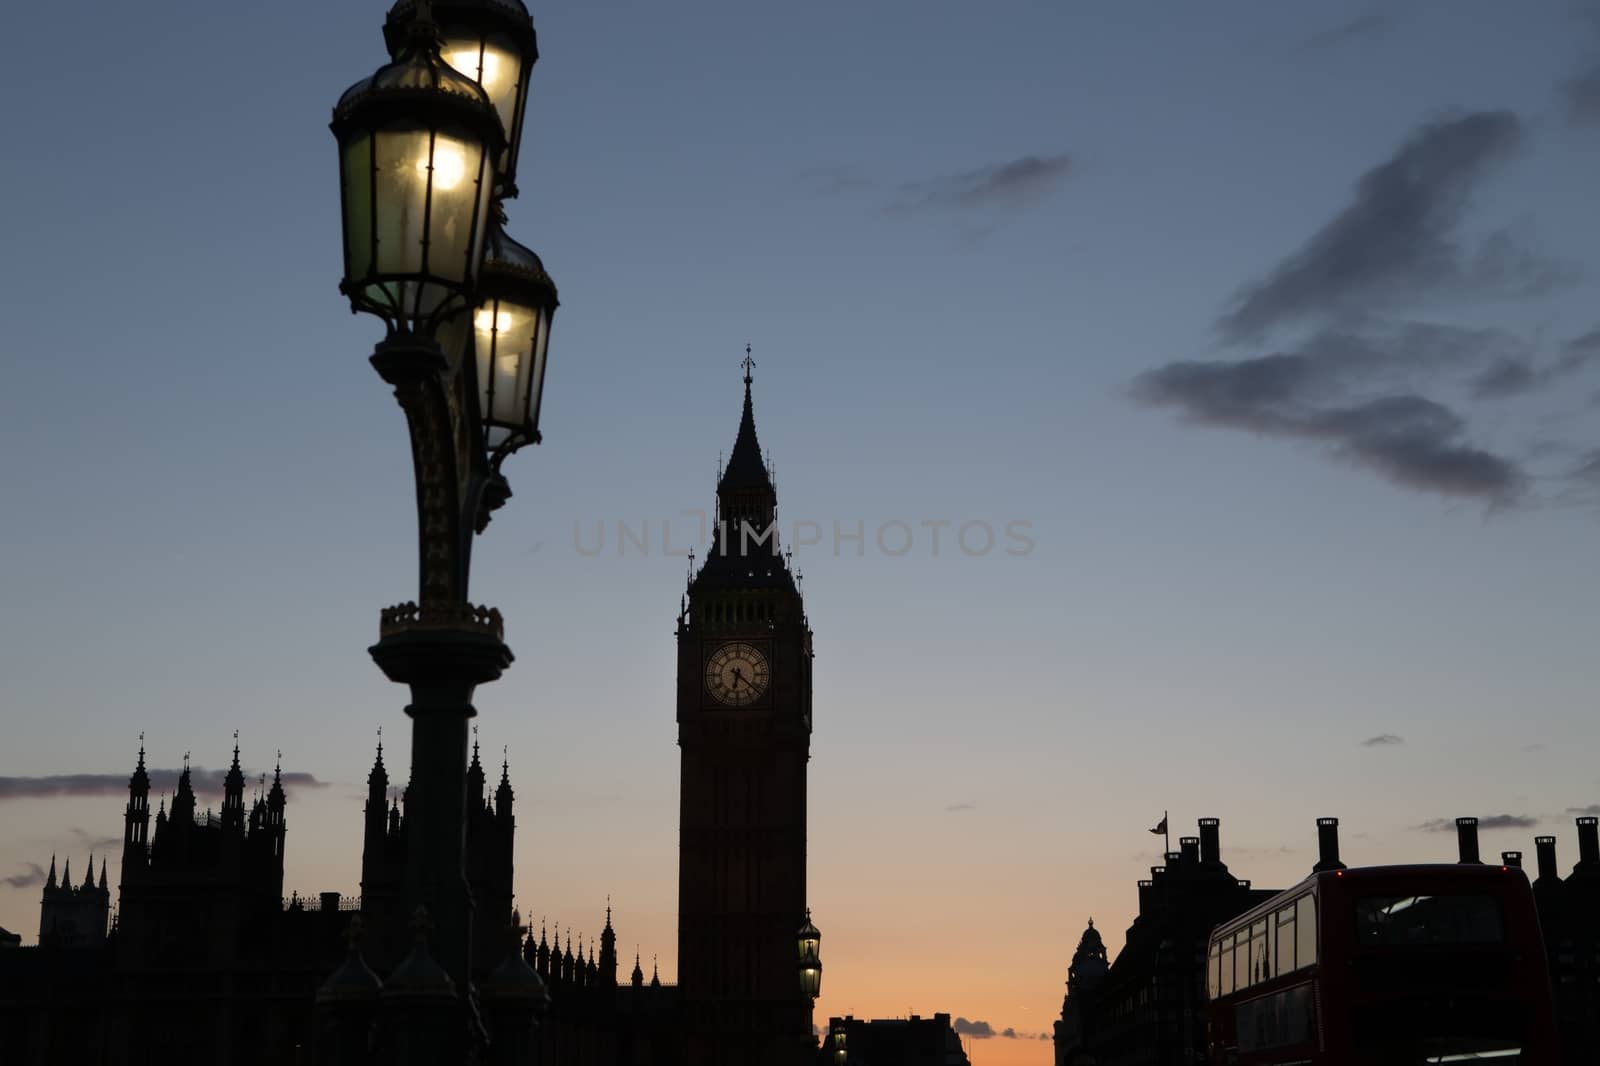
[678,355,817,1063]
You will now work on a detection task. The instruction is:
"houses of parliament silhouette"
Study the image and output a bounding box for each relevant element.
[0,370,823,1065]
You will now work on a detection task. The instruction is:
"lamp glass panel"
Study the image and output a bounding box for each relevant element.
[525,307,551,432]
[475,298,540,448]
[442,30,522,149]
[371,125,490,318]
[340,133,375,282]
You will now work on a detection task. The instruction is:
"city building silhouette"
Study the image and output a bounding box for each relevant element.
[817,1013,972,1065]
[1053,815,1600,1065]
[0,372,819,1064]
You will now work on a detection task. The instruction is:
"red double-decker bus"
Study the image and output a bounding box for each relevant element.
[1204,863,1557,1064]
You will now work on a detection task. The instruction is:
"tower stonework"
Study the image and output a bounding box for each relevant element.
[677,363,815,1063]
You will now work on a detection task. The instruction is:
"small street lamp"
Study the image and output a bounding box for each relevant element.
[326,0,555,1059]
[798,910,823,999]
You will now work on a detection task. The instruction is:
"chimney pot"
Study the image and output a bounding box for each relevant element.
[1313,817,1346,872]
[1198,818,1221,865]
[1179,837,1200,865]
[1577,817,1599,869]
[1501,851,1522,869]
[1535,836,1558,882]
[1456,817,1481,864]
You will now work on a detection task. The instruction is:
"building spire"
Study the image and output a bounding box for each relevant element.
[45,854,56,890]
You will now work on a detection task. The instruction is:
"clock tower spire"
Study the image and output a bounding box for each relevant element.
[677,356,815,1064]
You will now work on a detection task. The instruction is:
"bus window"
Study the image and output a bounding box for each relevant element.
[1208,941,1221,999]
[1296,895,1316,967]
[1251,920,1268,983]
[1220,938,1234,995]
[1355,894,1503,946]
[1233,930,1247,991]
[1275,907,1295,976]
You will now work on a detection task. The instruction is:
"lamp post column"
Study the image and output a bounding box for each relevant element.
[371,621,511,991]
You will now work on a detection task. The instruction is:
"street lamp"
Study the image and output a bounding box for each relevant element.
[333,12,502,338]
[328,2,556,1053]
[437,212,559,478]
[384,0,539,198]
[798,910,822,998]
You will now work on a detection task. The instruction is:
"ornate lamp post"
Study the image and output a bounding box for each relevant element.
[329,0,555,1051]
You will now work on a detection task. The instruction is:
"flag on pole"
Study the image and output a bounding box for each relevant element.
[1149,815,1167,836]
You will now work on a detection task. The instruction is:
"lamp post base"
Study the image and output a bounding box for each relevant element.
[370,614,513,999]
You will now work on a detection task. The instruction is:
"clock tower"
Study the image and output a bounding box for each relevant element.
[677,356,816,1063]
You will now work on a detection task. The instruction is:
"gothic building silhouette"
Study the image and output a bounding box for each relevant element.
[0,370,817,1065]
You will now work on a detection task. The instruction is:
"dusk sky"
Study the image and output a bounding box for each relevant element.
[4,1,1600,1060]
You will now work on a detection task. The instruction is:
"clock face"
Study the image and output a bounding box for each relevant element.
[705,642,770,707]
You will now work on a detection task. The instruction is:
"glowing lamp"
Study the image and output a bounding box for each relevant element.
[332,12,504,337]
[384,0,539,196]
[797,910,822,999]
[436,214,557,459]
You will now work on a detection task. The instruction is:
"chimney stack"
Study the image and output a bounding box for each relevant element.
[1577,817,1599,870]
[1501,851,1522,869]
[1535,836,1558,882]
[1198,818,1221,865]
[1313,817,1346,872]
[1179,837,1200,865]
[1456,817,1481,864]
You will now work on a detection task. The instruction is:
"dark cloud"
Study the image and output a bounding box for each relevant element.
[1415,814,1538,832]
[952,1018,995,1039]
[1564,64,1600,126]
[3,863,48,890]
[1567,805,1600,816]
[0,769,325,802]
[1298,13,1395,52]
[945,802,977,812]
[1218,112,1529,342]
[1001,1027,1020,1039]
[890,154,1071,214]
[1471,358,1538,399]
[1133,325,1527,503]
[1361,734,1405,747]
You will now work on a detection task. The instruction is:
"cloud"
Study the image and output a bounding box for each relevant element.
[1001,1027,1020,1039]
[952,1018,995,1039]
[1415,814,1539,832]
[0,769,326,802]
[1361,733,1405,747]
[1218,111,1531,342]
[890,154,1071,214]
[3,863,48,890]
[68,828,121,852]
[945,801,978,812]
[1298,13,1395,52]
[1566,805,1600,816]
[1564,64,1600,127]
[1132,323,1527,503]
